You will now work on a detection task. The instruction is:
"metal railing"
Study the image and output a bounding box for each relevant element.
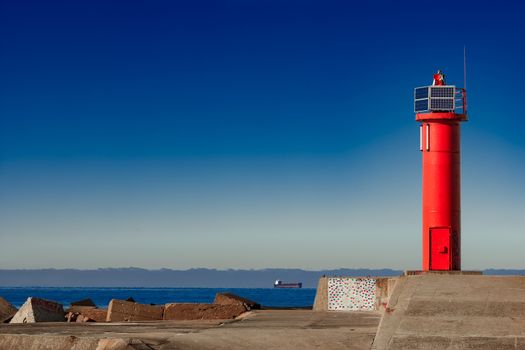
[455,88,467,115]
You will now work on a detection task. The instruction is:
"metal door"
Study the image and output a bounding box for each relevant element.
[430,227,451,270]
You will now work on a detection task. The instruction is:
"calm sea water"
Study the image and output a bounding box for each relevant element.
[0,287,316,309]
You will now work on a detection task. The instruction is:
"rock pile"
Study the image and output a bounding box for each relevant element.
[1,292,258,324]
[63,298,107,323]
[66,308,108,323]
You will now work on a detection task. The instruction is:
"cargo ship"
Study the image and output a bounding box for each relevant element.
[274,280,302,288]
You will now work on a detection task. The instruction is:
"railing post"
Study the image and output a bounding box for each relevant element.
[462,89,467,114]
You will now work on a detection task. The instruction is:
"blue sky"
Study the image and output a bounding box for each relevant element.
[0,0,524,270]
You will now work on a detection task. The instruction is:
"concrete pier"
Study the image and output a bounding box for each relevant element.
[0,310,381,350]
[372,274,525,349]
[1,274,525,349]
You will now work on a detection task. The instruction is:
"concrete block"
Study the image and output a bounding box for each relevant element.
[66,308,107,322]
[0,297,17,323]
[106,300,163,322]
[213,292,260,310]
[66,305,97,313]
[163,303,247,320]
[10,297,65,323]
[70,298,96,307]
[80,308,107,322]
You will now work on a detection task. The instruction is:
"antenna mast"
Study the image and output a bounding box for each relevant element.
[463,46,467,91]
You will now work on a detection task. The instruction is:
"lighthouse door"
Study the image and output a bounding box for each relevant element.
[430,227,451,270]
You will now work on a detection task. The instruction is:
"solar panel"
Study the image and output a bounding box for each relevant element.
[414,85,457,113]
[430,99,454,110]
[415,87,429,99]
[415,99,429,112]
[430,87,454,98]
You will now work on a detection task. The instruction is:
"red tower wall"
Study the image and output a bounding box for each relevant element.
[417,112,465,271]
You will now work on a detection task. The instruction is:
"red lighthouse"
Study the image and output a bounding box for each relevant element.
[414,73,467,271]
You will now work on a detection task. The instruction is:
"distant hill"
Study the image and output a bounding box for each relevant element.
[0,268,402,288]
[0,268,522,288]
[483,269,525,276]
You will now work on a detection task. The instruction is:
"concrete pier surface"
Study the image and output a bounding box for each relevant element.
[372,274,525,349]
[0,310,381,350]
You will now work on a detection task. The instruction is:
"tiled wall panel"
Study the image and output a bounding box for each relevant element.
[327,277,376,311]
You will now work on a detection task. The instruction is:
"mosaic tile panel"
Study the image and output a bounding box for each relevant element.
[327,277,376,311]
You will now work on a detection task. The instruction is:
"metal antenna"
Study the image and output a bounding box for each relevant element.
[463,46,467,91]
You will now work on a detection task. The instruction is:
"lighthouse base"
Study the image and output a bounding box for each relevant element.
[404,270,482,276]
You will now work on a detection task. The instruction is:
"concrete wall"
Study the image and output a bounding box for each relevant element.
[328,277,376,311]
[313,276,398,312]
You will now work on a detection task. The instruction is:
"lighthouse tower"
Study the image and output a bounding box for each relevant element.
[414,72,467,271]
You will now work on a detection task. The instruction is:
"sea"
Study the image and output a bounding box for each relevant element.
[0,287,316,309]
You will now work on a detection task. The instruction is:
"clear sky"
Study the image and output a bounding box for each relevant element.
[1,0,524,270]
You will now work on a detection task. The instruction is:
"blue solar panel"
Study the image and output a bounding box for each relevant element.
[415,87,428,99]
[415,99,429,112]
[430,87,454,98]
[414,85,457,113]
[430,99,454,110]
